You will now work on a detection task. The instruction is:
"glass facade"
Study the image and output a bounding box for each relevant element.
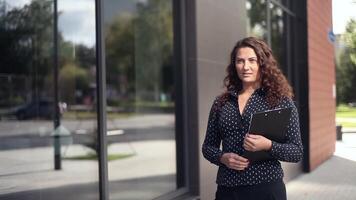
[246,0,268,40]
[103,0,176,199]
[270,2,288,74]
[0,0,175,199]
[0,0,98,199]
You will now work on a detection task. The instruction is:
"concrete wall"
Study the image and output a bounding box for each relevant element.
[307,0,336,171]
[194,0,247,199]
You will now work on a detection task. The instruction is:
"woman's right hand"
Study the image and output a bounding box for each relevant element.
[220,153,249,171]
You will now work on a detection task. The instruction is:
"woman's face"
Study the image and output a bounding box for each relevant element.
[235,47,261,87]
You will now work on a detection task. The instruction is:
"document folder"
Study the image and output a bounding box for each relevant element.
[243,107,292,162]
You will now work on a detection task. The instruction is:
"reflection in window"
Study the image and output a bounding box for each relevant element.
[274,0,290,7]
[246,0,267,40]
[104,0,176,199]
[270,2,288,75]
[0,0,99,199]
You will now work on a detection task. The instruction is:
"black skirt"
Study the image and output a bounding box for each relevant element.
[215,179,286,200]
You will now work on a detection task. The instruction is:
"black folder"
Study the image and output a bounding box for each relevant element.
[243,107,292,162]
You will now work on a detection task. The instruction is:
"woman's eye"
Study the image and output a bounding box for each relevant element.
[249,59,257,62]
[248,59,257,64]
[236,59,244,64]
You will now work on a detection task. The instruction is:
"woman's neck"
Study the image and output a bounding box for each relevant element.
[240,83,260,95]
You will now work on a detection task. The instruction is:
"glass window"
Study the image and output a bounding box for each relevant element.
[270,2,291,77]
[246,0,268,40]
[0,0,99,199]
[274,0,290,7]
[103,0,176,199]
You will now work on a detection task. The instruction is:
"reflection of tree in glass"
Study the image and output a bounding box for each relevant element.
[0,0,54,106]
[75,44,96,69]
[105,0,173,107]
[106,13,135,104]
[270,4,286,71]
[135,0,173,102]
[246,0,267,39]
[0,0,96,107]
[58,41,96,105]
[59,63,90,104]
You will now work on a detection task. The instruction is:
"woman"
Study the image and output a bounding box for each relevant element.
[202,37,303,200]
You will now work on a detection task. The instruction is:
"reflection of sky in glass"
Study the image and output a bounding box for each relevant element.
[58,0,96,47]
[4,0,95,47]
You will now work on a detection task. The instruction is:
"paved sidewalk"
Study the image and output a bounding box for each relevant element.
[286,133,356,200]
[0,140,176,198]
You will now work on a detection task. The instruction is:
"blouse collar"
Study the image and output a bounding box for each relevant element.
[227,87,265,98]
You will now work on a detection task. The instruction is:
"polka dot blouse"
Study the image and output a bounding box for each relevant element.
[202,88,303,187]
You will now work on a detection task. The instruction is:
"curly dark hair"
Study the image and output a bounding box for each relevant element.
[217,37,293,109]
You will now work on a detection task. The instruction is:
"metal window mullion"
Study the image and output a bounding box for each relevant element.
[53,0,61,171]
[173,0,187,189]
[184,0,200,195]
[95,0,109,200]
[181,0,191,189]
[267,0,271,45]
[286,14,292,80]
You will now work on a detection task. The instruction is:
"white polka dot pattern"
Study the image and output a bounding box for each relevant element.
[202,88,303,186]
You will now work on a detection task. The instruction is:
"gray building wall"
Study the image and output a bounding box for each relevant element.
[193,1,247,199]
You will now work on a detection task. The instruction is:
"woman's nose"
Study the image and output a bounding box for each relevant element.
[243,63,250,70]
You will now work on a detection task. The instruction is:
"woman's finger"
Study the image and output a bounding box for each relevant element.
[247,134,260,139]
[244,139,255,149]
[243,143,251,151]
[230,162,248,171]
[232,154,249,163]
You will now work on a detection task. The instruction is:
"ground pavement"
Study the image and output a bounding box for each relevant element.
[286,131,356,200]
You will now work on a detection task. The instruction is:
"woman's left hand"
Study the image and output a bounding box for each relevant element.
[243,134,272,152]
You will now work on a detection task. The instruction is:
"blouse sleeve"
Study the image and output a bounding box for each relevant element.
[269,100,304,162]
[202,98,224,166]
